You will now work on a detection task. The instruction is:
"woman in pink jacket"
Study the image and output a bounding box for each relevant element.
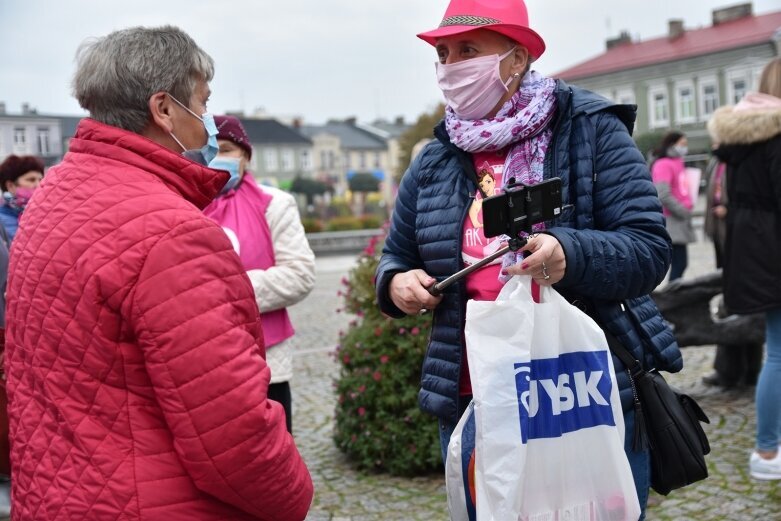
[204,116,316,433]
[651,131,696,281]
[4,26,313,521]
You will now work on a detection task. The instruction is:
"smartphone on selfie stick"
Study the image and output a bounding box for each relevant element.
[427,177,564,296]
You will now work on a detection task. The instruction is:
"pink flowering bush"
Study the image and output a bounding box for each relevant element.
[333,231,441,476]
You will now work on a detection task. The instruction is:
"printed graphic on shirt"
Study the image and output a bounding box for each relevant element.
[463,159,505,267]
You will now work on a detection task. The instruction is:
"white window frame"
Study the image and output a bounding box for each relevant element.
[615,87,635,105]
[674,81,696,124]
[264,149,278,172]
[698,76,719,121]
[300,149,312,172]
[647,84,670,129]
[37,127,51,155]
[13,127,26,153]
[727,69,750,105]
[281,148,295,172]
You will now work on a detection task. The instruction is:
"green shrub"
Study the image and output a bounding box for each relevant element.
[333,234,442,476]
[301,217,324,233]
[328,197,353,218]
[325,216,364,231]
[359,215,382,229]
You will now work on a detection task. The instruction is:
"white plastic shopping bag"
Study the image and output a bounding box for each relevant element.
[463,276,640,521]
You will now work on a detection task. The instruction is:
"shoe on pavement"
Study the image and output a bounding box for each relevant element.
[701,372,740,389]
[750,450,781,480]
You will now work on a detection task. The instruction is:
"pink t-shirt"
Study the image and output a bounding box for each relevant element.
[460,149,509,395]
[651,157,693,214]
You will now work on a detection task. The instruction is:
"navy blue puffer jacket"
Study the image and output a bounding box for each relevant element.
[376,81,682,425]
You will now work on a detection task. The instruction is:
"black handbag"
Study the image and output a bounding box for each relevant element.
[605,329,711,495]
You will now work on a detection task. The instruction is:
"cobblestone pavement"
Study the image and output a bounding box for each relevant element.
[288,236,780,521]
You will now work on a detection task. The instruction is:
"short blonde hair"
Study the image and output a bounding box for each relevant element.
[758,58,781,98]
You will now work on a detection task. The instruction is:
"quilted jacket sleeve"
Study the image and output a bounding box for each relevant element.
[550,112,672,300]
[246,190,316,313]
[130,217,313,521]
[376,150,426,318]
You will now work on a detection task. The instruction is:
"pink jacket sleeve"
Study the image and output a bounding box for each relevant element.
[130,217,313,521]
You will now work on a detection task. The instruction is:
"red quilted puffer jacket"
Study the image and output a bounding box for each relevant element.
[4,119,314,520]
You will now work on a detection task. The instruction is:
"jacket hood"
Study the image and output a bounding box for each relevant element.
[707,105,781,146]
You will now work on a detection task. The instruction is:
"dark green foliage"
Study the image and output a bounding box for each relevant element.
[333,234,442,476]
[348,172,381,193]
[291,176,330,204]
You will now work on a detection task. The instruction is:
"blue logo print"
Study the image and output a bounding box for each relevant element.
[514,351,615,443]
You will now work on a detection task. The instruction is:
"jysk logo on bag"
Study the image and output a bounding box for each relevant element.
[514,351,615,443]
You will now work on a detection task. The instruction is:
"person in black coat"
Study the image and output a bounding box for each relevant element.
[708,57,781,480]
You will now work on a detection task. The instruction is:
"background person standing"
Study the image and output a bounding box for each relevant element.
[651,131,696,282]
[204,115,316,433]
[709,57,781,480]
[0,155,44,244]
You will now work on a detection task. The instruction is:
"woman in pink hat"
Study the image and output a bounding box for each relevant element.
[376,1,681,518]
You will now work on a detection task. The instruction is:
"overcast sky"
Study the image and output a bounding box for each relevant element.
[1,0,778,124]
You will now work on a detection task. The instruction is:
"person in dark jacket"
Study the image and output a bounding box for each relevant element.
[701,150,763,389]
[376,1,680,517]
[708,57,781,480]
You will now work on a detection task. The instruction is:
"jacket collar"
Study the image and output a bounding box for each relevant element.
[67,118,228,209]
[707,105,781,146]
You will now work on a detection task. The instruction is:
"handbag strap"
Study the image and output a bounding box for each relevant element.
[597,318,652,452]
[602,328,645,377]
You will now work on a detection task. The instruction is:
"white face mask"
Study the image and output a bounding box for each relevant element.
[436,47,517,120]
[668,145,688,158]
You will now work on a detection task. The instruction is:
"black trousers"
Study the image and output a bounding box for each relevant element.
[669,244,688,281]
[712,343,764,386]
[268,382,293,434]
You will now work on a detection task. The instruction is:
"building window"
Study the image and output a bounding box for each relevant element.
[343,153,350,170]
[281,149,295,172]
[300,150,312,172]
[648,86,669,128]
[37,128,51,155]
[699,80,719,120]
[13,127,26,152]
[328,151,335,169]
[264,149,278,172]
[374,152,381,168]
[319,150,327,169]
[359,152,367,170]
[616,88,635,105]
[675,83,696,124]
[730,78,747,104]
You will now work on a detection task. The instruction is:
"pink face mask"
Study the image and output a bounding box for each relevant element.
[436,47,516,120]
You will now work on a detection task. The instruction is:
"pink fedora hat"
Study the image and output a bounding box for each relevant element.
[418,0,546,59]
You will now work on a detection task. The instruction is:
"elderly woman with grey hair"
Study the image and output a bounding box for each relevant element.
[4,26,313,521]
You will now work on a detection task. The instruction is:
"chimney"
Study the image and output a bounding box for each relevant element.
[292,117,302,129]
[345,116,357,126]
[668,19,685,39]
[21,102,30,115]
[606,30,632,50]
[394,116,405,126]
[712,3,752,25]
[0,102,5,115]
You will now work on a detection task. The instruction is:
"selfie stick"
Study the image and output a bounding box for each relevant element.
[427,235,527,297]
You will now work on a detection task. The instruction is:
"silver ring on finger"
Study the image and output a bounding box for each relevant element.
[542,262,550,280]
